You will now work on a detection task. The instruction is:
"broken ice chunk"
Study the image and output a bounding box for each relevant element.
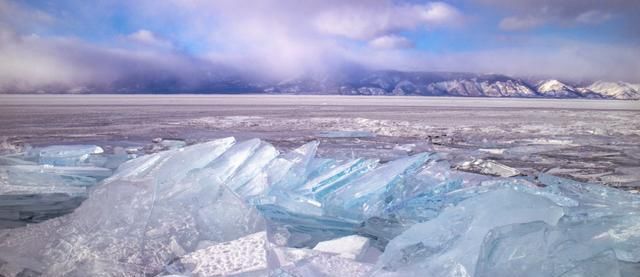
[34,145,104,166]
[295,158,379,200]
[538,173,640,211]
[276,251,375,277]
[227,142,279,191]
[163,233,377,277]
[269,246,316,268]
[204,138,264,184]
[455,158,520,177]
[271,141,319,191]
[313,235,379,262]
[162,232,269,277]
[4,165,112,179]
[257,203,360,247]
[378,188,565,276]
[324,153,431,220]
[474,217,640,277]
[0,146,118,228]
[158,139,187,149]
[104,149,175,181]
[153,137,235,185]
[239,141,320,201]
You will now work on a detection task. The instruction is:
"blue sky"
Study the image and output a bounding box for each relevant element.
[0,0,639,91]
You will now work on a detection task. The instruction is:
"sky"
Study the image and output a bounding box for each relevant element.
[0,0,639,92]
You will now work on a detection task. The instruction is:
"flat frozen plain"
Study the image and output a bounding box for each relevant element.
[2,94,639,109]
[1,94,639,189]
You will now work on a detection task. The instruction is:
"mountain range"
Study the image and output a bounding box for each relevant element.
[262,71,640,100]
[8,70,640,100]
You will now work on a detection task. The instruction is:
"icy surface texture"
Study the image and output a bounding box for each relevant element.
[0,138,265,276]
[163,231,269,276]
[0,144,127,228]
[0,137,638,276]
[377,189,565,276]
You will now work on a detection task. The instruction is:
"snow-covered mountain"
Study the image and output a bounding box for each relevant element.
[536,80,581,98]
[265,72,638,99]
[267,72,540,98]
[587,81,640,100]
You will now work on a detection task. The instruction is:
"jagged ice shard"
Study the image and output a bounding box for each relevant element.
[0,137,638,276]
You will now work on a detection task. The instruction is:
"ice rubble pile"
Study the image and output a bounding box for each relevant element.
[0,145,129,228]
[0,137,638,276]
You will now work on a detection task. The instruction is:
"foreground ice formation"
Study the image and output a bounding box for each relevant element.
[0,137,638,276]
[0,144,129,228]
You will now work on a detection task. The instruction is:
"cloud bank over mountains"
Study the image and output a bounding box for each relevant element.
[0,0,638,92]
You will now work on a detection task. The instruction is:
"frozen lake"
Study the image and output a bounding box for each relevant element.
[1,94,639,189]
[2,94,639,109]
[1,95,640,276]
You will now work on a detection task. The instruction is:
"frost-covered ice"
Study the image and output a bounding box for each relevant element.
[313,235,377,261]
[0,137,639,276]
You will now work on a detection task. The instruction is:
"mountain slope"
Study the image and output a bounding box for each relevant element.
[267,71,539,98]
[587,81,640,100]
[536,80,581,98]
[265,72,638,100]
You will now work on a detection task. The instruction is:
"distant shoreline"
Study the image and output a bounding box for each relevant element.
[0,94,638,110]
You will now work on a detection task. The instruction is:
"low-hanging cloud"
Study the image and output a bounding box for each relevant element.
[0,26,227,93]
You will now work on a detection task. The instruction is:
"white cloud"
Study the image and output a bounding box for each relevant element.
[0,0,54,33]
[499,16,545,31]
[0,27,218,92]
[127,29,172,49]
[369,35,414,49]
[575,10,612,24]
[313,2,462,39]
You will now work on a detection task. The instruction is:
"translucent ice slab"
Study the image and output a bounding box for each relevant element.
[377,188,565,276]
[324,153,431,220]
[474,217,640,277]
[32,145,104,166]
[0,144,124,228]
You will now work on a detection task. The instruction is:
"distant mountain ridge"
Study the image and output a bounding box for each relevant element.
[4,70,640,99]
[263,72,640,100]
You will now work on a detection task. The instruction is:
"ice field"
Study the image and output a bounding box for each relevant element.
[0,95,639,276]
